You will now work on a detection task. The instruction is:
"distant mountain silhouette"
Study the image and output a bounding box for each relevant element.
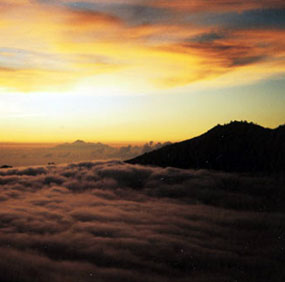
[0,165,13,169]
[53,140,171,161]
[73,140,86,145]
[126,121,285,173]
[55,140,111,150]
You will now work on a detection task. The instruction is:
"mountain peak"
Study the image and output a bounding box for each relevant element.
[208,121,266,132]
[73,140,85,144]
[126,121,285,173]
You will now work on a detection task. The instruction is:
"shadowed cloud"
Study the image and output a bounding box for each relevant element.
[230,55,268,67]
[153,0,285,13]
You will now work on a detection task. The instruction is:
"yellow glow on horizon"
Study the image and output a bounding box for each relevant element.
[0,0,284,143]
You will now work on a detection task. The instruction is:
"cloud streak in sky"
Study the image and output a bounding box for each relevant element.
[152,0,285,12]
[0,0,283,92]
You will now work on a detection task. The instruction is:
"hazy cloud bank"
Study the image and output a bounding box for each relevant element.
[0,161,284,282]
[0,140,171,167]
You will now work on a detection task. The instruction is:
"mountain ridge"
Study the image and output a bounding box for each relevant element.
[126,121,285,173]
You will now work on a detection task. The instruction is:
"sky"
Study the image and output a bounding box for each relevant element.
[0,0,284,143]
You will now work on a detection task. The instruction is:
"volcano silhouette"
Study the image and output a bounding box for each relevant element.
[126,121,285,173]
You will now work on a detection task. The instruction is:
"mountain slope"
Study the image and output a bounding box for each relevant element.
[126,121,285,172]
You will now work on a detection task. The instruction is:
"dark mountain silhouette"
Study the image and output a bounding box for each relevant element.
[126,121,285,173]
[0,165,13,169]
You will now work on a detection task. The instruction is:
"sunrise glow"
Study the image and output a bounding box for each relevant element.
[0,0,284,143]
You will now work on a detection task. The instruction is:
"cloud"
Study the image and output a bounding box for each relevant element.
[194,8,285,30]
[65,6,123,28]
[0,141,171,167]
[0,161,284,282]
[152,25,285,88]
[63,2,171,26]
[152,0,285,13]
[0,0,284,92]
[34,0,285,14]
[188,31,226,43]
[230,55,268,67]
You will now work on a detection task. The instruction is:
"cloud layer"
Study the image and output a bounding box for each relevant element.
[0,161,284,282]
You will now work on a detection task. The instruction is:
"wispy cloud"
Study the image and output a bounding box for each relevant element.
[0,0,283,92]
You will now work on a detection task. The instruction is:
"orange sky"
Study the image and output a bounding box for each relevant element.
[0,0,284,142]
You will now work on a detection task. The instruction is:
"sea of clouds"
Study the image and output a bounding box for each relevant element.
[0,161,284,282]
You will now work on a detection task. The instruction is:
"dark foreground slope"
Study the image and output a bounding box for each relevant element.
[127,121,285,173]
